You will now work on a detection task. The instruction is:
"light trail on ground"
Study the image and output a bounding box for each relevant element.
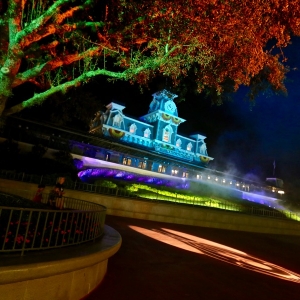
[129,226,300,283]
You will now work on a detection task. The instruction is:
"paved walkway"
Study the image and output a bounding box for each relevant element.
[86,215,300,300]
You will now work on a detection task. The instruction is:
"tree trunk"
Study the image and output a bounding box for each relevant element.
[0,68,13,116]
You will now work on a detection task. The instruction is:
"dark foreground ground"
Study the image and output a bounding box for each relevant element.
[86,215,300,300]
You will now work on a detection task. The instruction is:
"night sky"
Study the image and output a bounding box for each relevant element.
[94,37,300,188]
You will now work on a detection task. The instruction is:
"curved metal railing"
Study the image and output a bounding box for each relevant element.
[0,191,106,255]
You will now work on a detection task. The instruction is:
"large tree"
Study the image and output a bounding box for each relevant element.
[0,0,299,116]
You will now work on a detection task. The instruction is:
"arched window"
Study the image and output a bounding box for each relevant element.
[144,128,151,138]
[176,139,182,148]
[113,114,123,128]
[187,142,192,151]
[199,142,207,155]
[162,125,173,142]
[129,123,137,134]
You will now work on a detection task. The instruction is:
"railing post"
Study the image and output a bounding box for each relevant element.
[22,211,33,256]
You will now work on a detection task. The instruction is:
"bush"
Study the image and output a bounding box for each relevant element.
[95,180,117,189]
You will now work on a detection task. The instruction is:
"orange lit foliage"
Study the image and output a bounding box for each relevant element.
[0,0,299,116]
[113,0,300,95]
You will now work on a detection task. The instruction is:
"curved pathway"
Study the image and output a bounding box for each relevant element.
[86,215,300,300]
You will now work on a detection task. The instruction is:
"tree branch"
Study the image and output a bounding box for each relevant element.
[4,68,126,116]
[15,0,69,43]
[19,21,105,49]
[8,0,22,44]
[15,0,96,48]
[12,46,105,87]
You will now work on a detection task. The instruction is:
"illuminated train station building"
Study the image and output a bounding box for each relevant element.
[87,89,213,178]
[1,89,284,198]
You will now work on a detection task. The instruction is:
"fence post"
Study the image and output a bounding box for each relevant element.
[21,211,33,256]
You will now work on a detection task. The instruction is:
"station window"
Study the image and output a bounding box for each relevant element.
[176,139,182,148]
[171,169,178,175]
[162,125,173,143]
[138,161,147,169]
[187,142,192,151]
[163,129,170,142]
[129,124,137,134]
[158,164,166,173]
[144,128,151,138]
[122,157,132,166]
[183,172,189,178]
[113,114,122,128]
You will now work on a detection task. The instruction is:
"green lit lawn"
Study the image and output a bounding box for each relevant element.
[117,183,283,215]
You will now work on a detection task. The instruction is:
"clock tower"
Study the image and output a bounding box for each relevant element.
[141,90,185,144]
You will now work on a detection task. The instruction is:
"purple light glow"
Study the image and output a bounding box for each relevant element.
[242,192,284,210]
[78,168,190,189]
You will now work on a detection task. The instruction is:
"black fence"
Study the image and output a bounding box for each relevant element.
[0,189,106,255]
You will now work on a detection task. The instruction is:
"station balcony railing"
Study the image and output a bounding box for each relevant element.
[0,188,106,256]
[0,169,299,223]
